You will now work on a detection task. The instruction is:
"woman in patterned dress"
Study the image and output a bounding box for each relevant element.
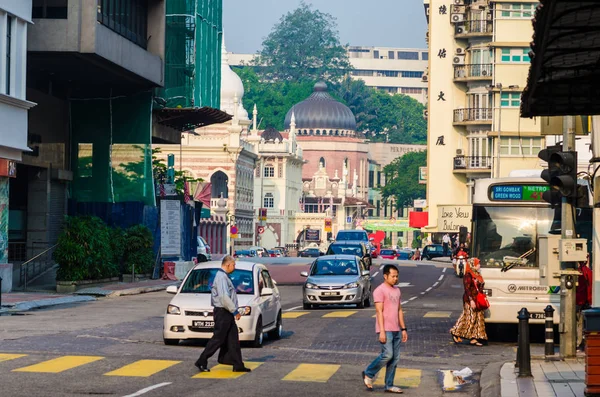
[450,258,487,346]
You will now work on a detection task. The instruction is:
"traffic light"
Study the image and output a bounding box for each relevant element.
[539,145,577,204]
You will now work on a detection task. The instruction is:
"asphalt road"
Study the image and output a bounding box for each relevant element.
[0,259,518,397]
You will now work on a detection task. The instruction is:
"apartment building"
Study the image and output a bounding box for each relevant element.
[423,0,542,233]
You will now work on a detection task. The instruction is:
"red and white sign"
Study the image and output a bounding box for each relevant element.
[257,226,265,234]
[0,159,16,178]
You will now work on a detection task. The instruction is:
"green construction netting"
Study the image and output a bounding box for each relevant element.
[70,91,155,206]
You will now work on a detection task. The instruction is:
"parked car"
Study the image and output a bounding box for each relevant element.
[300,255,371,309]
[335,230,369,243]
[396,249,413,260]
[325,241,372,269]
[163,261,282,347]
[273,246,289,257]
[298,247,322,257]
[422,244,447,261]
[197,236,212,262]
[268,249,283,258]
[379,249,397,260]
[249,246,269,257]
[234,250,257,258]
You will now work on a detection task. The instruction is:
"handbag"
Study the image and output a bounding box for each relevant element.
[475,282,490,311]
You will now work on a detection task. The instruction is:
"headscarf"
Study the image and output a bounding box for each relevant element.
[466,258,483,284]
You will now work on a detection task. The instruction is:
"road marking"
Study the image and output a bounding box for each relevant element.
[372,271,379,277]
[283,306,303,312]
[374,368,422,388]
[0,354,27,362]
[426,287,432,292]
[283,363,340,382]
[104,360,181,377]
[282,312,309,319]
[401,300,408,305]
[420,292,425,295]
[424,311,452,318]
[13,355,104,373]
[438,275,444,281]
[397,282,414,287]
[322,311,357,318]
[442,268,447,273]
[409,297,417,301]
[192,361,263,379]
[433,282,439,287]
[122,382,172,397]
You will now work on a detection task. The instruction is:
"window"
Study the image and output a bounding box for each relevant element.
[33,0,68,19]
[368,171,374,188]
[401,87,423,94]
[97,0,149,49]
[263,165,274,178]
[5,15,11,96]
[319,157,326,168]
[500,3,535,18]
[350,70,374,77]
[348,48,370,53]
[263,193,274,208]
[422,52,429,61]
[500,92,521,107]
[388,51,395,59]
[397,231,404,237]
[500,48,531,63]
[377,87,398,93]
[377,70,399,77]
[398,51,419,60]
[400,71,423,78]
[373,50,380,59]
[499,137,543,156]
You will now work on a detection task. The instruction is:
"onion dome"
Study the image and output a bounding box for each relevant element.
[261,127,283,142]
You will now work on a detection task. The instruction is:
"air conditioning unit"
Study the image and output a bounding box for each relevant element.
[451,13,465,23]
[421,75,429,82]
[481,69,489,76]
[452,5,466,13]
[456,47,465,55]
[423,110,428,119]
[454,0,464,5]
[456,149,463,155]
[455,69,466,78]
[453,54,466,65]
[455,25,467,35]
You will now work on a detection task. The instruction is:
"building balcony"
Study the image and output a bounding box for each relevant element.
[455,20,493,38]
[453,156,492,173]
[454,64,493,81]
[453,108,493,125]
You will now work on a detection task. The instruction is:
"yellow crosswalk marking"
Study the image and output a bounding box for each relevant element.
[282,312,309,319]
[424,311,452,318]
[374,368,422,388]
[0,354,27,363]
[192,361,262,379]
[104,360,181,377]
[283,364,340,382]
[322,311,357,318]
[13,356,104,373]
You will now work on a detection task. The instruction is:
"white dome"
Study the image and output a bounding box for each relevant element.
[220,39,248,120]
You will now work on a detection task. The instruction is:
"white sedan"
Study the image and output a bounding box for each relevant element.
[163,261,283,347]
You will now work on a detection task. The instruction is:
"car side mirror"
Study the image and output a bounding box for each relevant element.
[261,287,274,296]
[361,270,370,277]
[300,271,308,277]
[166,285,178,294]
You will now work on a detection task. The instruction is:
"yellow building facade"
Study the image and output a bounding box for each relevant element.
[423,0,542,233]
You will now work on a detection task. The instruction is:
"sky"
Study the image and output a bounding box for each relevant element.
[222,0,428,54]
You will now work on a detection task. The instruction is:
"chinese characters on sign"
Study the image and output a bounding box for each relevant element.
[436,136,446,146]
[439,5,447,14]
[438,48,447,58]
[437,91,446,101]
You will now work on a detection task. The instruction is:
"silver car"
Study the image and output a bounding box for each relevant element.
[300,255,372,309]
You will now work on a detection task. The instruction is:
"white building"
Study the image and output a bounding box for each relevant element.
[227,45,429,104]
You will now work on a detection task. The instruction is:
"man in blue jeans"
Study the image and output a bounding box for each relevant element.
[362,264,408,393]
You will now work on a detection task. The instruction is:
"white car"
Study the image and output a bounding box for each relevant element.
[163,261,283,347]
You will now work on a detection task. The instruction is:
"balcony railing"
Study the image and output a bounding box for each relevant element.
[456,20,494,36]
[453,156,492,171]
[453,108,493,123]
[454,64,493,80]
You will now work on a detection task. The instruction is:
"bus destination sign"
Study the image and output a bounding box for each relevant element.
[489,184,549,202]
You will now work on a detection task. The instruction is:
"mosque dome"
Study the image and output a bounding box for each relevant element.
[220,39,248,120]
[283,82,357,131]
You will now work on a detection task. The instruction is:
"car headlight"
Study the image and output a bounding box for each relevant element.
[239,306,252,316]
[343,282,359,289]
[305,282,318,289]
[167,304,181,315]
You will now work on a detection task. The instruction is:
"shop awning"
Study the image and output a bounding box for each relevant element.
[521,1,600,117]
[154,107,232,132]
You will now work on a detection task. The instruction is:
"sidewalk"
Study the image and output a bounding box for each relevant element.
[0,279,177,314]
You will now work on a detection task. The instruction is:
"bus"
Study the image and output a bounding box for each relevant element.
[471,175,591,327]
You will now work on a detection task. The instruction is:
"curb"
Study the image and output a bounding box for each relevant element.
[480,361,506,397]
[106,284,176,297]
[0,295,97,313]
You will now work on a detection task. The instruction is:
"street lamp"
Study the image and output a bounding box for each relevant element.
[488,83,519,178]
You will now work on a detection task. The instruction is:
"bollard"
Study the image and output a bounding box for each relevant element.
[517,307,532,377]
[545,305,555,358]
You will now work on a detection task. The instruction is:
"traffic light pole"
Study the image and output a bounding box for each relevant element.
[560,116,577,359]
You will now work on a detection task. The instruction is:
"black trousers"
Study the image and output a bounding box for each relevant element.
[197,307,244,369]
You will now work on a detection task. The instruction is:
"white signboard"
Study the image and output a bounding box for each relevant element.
[161,199,181,256]
[437,205,472,233]
[413,199,427,209]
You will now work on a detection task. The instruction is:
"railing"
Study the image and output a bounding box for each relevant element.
[454,64,493,79]
[453,156,493,170]
[453,108,493,123]
[457,20,494,35]
[20,243,57,291]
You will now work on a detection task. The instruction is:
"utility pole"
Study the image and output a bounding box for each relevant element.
[591,116,600,307]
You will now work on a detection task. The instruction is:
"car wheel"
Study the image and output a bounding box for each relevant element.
[425,255,431,261]
[364,289,372,308]
[163,338,179,346]
[357,291,365,309]
[268,311,283,340]
[252,317,263,348]
[303,302,312,310]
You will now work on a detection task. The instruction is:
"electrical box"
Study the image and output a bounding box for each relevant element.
[558,238,588,262]
[539,235,561,285]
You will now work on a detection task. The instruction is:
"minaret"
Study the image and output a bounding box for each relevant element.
[289,111,296,154]
[228,94,242,146]
[251,104,258,136]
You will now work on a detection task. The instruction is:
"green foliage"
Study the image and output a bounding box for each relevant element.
[122,225,155,275]
[397,239,403,248]
[380,151,427,207]
[412,234,422,249]
[383,237,392,247]
[151,148,202,195]
[254,1,352,82]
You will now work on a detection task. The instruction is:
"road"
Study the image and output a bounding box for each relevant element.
[0,259,519,396]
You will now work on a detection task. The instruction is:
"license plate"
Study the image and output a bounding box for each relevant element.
[529,312,545,320]
[322,292,339,296]
[193,320,214,328]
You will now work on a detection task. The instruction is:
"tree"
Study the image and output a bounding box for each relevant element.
[254,2,352,82]
[330,77,376,132]
[380,150,427,207]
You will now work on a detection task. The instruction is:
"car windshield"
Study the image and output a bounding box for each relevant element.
[380,249,395,255]
[235,250,251,256]
[180,269,254,294]
[428,245,443,252]
[327,245,362,256]
[311,259,358,276]
[336,231,367,241]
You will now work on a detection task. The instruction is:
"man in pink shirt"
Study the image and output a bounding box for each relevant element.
[362,264,408,393]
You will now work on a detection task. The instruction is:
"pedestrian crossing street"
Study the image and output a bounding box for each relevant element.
[0,353,422,387]
[282,310,453,319]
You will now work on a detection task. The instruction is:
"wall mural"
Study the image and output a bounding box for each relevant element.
[0,178,8,263]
